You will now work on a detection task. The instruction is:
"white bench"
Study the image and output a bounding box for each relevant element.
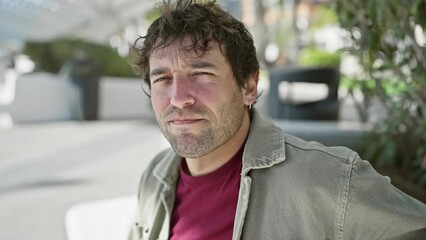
[65,195,137,240]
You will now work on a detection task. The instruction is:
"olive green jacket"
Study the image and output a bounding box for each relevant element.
[129,110,426,240]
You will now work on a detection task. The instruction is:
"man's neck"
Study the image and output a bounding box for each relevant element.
[184,111,251,176]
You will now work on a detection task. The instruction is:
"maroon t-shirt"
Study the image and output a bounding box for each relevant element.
[170,147,243,240]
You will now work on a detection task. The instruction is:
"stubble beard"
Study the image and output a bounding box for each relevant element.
[157,97,245,158]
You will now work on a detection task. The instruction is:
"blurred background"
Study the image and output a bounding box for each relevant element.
[0,0,425,239]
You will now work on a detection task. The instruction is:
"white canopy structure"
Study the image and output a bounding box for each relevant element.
[0,0,156,45]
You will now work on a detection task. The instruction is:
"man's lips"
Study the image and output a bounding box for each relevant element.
[168,118,204,125]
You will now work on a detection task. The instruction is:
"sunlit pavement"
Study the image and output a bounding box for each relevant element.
[0,119,169,240]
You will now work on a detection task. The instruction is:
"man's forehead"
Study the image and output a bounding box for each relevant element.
[149,38,222,59]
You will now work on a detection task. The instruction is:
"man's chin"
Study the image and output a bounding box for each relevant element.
[172,145,207,158]
[165,127,202,138]
[168,136,212,157]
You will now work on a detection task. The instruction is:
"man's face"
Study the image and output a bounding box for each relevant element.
[149,39,247,158]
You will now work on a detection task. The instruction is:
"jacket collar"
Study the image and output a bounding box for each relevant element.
[153,149,181,187]
[153,109,287,184]
[242,109,286,174]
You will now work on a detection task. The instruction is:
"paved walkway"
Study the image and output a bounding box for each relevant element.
[0,119,169,240]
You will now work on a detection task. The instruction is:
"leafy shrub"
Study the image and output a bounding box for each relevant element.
[329,0,426,190]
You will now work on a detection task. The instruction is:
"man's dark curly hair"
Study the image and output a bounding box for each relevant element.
[131,0,259,90]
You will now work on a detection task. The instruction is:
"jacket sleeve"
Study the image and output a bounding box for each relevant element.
[128,221,141,240]
[127,156,156,240]
[342,155,426,239]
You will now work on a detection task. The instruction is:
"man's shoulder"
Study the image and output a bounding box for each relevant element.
[145,148,175,171]
[283,132,359,166]
[140,148,179,181]
[137,147,179,198]
[250,110,359,165]
[139,147,180,185]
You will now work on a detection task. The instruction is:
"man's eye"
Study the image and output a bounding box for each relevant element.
[153,77,171,83]
[193,72,213,76]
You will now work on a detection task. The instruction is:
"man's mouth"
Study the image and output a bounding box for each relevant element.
[169,118,204,125]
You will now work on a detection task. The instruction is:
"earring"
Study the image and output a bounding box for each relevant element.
[248,103,252,110]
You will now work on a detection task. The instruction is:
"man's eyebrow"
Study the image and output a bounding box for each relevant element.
[189,60,217,69]
[150,67,167,77]
[149,61,216,77]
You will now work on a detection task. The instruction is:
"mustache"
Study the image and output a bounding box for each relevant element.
[163,106,209,120]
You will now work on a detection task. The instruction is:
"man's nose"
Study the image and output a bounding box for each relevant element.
[169,77,195,108]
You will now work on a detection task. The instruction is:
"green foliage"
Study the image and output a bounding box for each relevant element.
[23,40,71,73]
[363,99,426,186]
[145,8,161,23]
[23,39,136,77]
[329,0,426,189]
[340,75,376,122]
[299,47,341,67]
[309,5,338,29]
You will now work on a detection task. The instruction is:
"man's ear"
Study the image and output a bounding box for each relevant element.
[243,71,259,106]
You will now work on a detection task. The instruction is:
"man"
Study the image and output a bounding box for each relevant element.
[129,0,426,239]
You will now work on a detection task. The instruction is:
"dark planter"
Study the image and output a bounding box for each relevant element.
[268,66,340,121]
